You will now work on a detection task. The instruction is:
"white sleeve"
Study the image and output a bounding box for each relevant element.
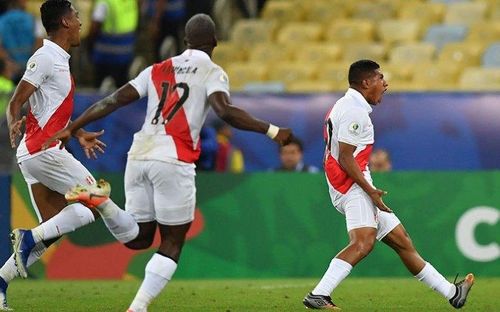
[337,109,367,146]
[92,1,108,22]
[21,53,54,88]
[206,66,230,97]
[129,66,152,98]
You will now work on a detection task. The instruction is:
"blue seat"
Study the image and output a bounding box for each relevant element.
[482,42,500,68]
[424,24,468,50]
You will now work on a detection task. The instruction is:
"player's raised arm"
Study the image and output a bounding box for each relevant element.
[208,91,292,145]
[6,80,37,148]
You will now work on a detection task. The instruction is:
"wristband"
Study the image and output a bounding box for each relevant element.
[266,124,279,139]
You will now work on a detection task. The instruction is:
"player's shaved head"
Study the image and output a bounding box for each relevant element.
[185,14,216,50]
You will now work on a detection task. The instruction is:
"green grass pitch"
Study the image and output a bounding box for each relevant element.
[7,277,499,311]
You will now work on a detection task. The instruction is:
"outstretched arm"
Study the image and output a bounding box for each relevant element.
[208,91,292,145]
[69,84,140,134]
[42,84,141,150]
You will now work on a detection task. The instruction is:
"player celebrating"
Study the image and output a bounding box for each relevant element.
[2,1,140,310]
[44,13,292,312]
[303,60,474,310]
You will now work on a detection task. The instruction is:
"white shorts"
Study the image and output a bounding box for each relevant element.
[18,148,96,222]
[329,184,401,241]
[124,159,196,226]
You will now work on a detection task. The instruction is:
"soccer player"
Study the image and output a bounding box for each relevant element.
[44,13,292,311]
[302,60,474,310]
[2,1,139,309]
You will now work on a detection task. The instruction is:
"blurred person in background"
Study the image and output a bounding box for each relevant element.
[0,0,37,82]
[214,119,244,173]
[303,60,474,310]
[369,148,392,172]
[87,0,138,88]
[273,136,318,173]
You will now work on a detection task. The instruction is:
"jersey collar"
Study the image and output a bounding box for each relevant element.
[182,49,210,60]
[43,39,71,60]
[346,88,373,114]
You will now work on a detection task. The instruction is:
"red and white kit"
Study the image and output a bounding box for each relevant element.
[127,49,229,225]
[324,88,400,240]
[16,39,96,222]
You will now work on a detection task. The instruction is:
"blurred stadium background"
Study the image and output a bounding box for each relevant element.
[0,0,499,310]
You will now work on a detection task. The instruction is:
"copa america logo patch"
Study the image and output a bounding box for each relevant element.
[220,73,228,83]
[348,122,361,135]
[27,61,38,73]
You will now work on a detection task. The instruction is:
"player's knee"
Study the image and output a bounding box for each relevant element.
[352,238,375,258]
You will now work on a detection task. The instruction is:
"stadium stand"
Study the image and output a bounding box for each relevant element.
[21,0,500,92]
[443,1,488,25]
[482,42,500,67]
[342,43,387,64]
[424,24,468,50]
[325,19,375,43]
[389,43,436,64]
[438,42,486,67]
[293,44,342,64]
[459,67,500,91]
[377,19,422,45]
[210,0,500,92]
[277,22,323,43]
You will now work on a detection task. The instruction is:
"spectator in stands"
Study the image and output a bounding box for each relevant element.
[274,136,319,173]
[87,0,138,88]
[369,148,392,172]
[196,126,218,171]
[214,120,245,173]
[0,0,37,82]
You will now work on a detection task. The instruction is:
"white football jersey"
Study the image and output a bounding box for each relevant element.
[128,49,229,165]
[17,39,74,163]
[324,88,375,195]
